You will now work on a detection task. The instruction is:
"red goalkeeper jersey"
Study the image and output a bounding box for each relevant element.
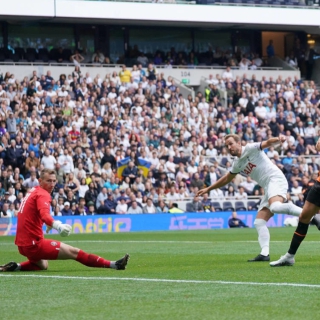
[15,186,54,247]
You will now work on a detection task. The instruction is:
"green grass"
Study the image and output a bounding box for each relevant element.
[1,228,320,320]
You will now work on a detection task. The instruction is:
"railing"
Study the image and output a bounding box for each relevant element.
[213,1,319,8]
[65,0,196,3]
[0,61,284,70]
[61,0,320,8]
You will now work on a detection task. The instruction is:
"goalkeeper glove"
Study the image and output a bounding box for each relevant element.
[46,220,72,237]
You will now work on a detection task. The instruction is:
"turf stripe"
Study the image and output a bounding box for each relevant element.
[0,274,320,289]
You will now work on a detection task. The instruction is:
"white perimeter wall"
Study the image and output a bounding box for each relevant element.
[2,65,300,86]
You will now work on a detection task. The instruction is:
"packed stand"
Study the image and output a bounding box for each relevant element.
[0,45,267,69]
[0,64,318,217]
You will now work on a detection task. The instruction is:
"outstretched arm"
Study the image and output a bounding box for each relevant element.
[261,134,286,149]
[196,172,237,196]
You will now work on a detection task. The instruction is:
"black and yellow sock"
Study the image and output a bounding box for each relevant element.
[288,222,309,255]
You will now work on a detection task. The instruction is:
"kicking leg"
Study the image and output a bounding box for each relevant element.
[58,243,129,270]
[270,200,320,267]
[248,207,272,262]
[269,195,320,228]
[269,195,302,216]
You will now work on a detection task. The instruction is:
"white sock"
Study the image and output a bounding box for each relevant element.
[110,261,116,269]
[254,218,270,256]
[285,252,295,258]
[269,201,302,217]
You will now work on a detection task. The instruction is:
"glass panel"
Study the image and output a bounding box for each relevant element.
[130,28,192,56]
[0,24,3,48]
[8,25,75,52]
[78,27,95,56]
[109,27,124,64]
[194,30,232,53]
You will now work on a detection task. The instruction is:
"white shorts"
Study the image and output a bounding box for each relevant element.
[257,175,288,212]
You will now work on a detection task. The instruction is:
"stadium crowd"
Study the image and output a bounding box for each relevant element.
[3,45,266,69]
[0,63,318,217]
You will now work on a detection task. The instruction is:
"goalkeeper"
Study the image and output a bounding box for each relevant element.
[0,169,129,272]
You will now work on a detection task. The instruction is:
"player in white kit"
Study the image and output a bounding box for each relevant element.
[197,134,320,261]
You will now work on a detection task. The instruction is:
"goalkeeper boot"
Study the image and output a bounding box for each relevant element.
[0,261,19,272]
[247,254,270,262]
[270,254,295,267]
[115,254,130,270]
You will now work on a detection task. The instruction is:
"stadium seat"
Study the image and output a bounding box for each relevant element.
[247,201,259,210]
[0,48,11,59]
[63,49,72,61]
[26,48,37,58]
[220,157,229,167]
[26,52,36,62]
[235,201,247,211]
[223,201,235,211]
[38,53,49,62]
[38,48,49,56]
[211,202,223,211]
[14,47,25,59]
[8,53,19,62]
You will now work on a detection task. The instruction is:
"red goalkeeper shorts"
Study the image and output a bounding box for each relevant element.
[18,239,61,262]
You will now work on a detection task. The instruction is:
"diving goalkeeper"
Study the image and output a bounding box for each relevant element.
[0,169,129,272]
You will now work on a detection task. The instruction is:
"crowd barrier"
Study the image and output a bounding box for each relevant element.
[0,212,295,236]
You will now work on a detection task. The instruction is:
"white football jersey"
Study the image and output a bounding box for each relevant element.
[230,143,284,188]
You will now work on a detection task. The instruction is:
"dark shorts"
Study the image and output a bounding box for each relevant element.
[306,181,320,208]
[18,239,61,263]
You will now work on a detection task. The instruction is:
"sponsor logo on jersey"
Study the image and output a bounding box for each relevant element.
[51,241,58,246]
[243,162,256,175]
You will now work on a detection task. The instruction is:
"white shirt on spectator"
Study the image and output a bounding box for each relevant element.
[222,70,234,80]
[210,188,224,199]
[41,155,57,170]
[254,106,267,119]
[58,154,74,174]
[305,126,316,137]
[116,203,128,214]
[291,186,302,194]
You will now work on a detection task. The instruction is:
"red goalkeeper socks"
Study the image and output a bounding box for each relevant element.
[76,250,111,268]
[20,261,42,271]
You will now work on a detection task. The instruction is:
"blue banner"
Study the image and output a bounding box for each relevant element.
[0,212,294,236]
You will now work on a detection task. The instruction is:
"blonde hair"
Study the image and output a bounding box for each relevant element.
[40,169,56,179]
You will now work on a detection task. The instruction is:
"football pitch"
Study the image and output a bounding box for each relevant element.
[1,228,320,320]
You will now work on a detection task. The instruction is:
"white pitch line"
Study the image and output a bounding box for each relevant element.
[0,274,320,289]
[0,240,319,245]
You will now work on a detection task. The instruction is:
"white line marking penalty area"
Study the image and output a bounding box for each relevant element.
[0,274,320,289]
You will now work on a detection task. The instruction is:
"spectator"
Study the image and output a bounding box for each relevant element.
[100,192,117,214]
[189,196,204,212]
[240,177,255,195]
[266,40,275,58]
[127,200,143,214]
[122,161,138,184]
[156,200,169,213]
[116,197,128,214]
[142,198,157,214]
[61,202,73,216]
[22,172,39,189]
[228,212,248,228]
